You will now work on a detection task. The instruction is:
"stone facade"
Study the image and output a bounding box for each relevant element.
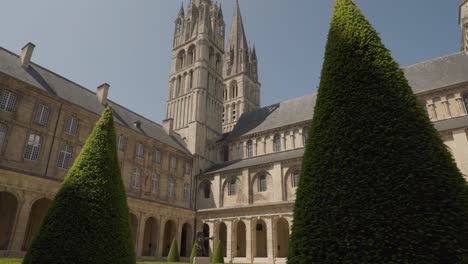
[1,1,468,263]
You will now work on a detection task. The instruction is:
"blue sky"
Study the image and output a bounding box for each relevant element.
[0,0,462,123]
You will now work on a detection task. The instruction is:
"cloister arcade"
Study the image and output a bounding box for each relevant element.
[201,216,292,263]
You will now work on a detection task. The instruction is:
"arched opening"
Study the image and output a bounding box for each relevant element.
[163,220,176,257]
[0,191,18,250]
[177,50,185,70]
[216,222,227,258]
[234,221,246,258]
[253,219,267,258]
[142,217,158,256]
[22,198,52,250]
[180,223,193,257]
[275,218,289,258]
[202,223,210,257]
[209,47,215,65]
[188,45,196,65]
[130,213,139,250]
[216,54,222,72]
[246,140,253,158]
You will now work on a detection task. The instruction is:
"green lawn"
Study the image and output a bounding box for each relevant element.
[0,260,188,264]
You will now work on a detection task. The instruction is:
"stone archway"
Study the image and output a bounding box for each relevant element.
[180,223,192,257]
[0,191,18,250]
[234,221,246,258]
[202,223,210,256]
[142,217,158,256]
[163,220,176,256]
[216,222,227,258]
[275,218,289,258]
[253,219,267,258]
[22,198,52,250]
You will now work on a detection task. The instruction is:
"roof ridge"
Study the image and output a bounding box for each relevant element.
[0,46,164,129]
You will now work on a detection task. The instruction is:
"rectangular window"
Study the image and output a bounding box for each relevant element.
[132,167,141,189]
[24,133,41,161]
[154,149,162,164]
[183,183,190,201]
[151,174,160,193]
[0,90,17,112]
[117,135,125,151]
[33,104,50,126]
[64,116,79,135]
[57,143,73,169]
[170,156,177,170]
[136,143,144,159]
[184,162,192,176]
[168,177,175,198]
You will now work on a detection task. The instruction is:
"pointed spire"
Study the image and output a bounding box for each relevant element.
[218,3,223,18]
[178,2,185,18]
[225,0,249,75]
[252,44,257,61]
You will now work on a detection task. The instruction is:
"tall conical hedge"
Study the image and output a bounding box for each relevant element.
[189,240,198,264]
[167,239,180,262]
[288,0,468,263]
[23,107,135,264]
[211,242,224,264]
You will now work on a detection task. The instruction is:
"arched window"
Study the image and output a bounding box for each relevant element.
[176,50,185,70]
[303,127,309,145]
[292,170,300,188]
[209,47,215,65]
[132,167,141,189]
[168,177,175,198]
[258,175,267,192]
[203,182,211,199]
[24,133,42,161]
[273,134,281,152]
[216,54,221,71]
[463,93,468,113]
[0,123,7,151]
[189,70,194,89]
[246,140,253,158]
[176,75,182,95]
[228,178,236,196]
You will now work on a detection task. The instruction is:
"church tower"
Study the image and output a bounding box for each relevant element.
[460,0,468,53]
[222,0,261,133]
[165,0,225,170]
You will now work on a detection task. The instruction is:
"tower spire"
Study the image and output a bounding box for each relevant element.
[178,2,185,18]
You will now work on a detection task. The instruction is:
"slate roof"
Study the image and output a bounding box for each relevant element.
[0,47,189,154]
[225,93,317,141]
[403,52,468,94]
[205,148,304,174]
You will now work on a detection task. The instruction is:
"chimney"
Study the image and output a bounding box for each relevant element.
[163,118,174,134]
[20,42,36,68]
[96,83,110,105]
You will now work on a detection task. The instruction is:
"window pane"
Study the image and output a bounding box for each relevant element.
[33,104,50,126]
[247,140,253,158]
[274,134,281,152]
[24,133,41,160]
[57,144,73,169]
[151,174,160,193]
[0,90,17,112]
[118,135,125,151]
[258,175,267,192]
[65,116,79,135]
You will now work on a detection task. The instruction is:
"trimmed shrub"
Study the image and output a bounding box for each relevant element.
[211,242,224,264]
[23,107,135,264]
[288,0,468,263]
[167,239,180,262]
[189,240,198,264]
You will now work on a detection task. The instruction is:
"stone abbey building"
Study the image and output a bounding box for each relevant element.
[1,0,468,263]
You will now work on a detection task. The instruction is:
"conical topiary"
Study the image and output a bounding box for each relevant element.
[23,107,135,264]
[190,240,198,264]
[211,242,224,264]
[288,0,468,263]
[167,239,180,262]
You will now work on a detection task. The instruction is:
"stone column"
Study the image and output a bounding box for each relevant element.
[9,194,35,256]
[426,100,437,121]
[253,141,258,156]
[245,219,252,262]
[455,93,468,116]
[265,217,274,263]
[226,221,233,261]
[136,213,146,257]
[207,221,215,257]
[157,216,167,258]
[441,97,452,119]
